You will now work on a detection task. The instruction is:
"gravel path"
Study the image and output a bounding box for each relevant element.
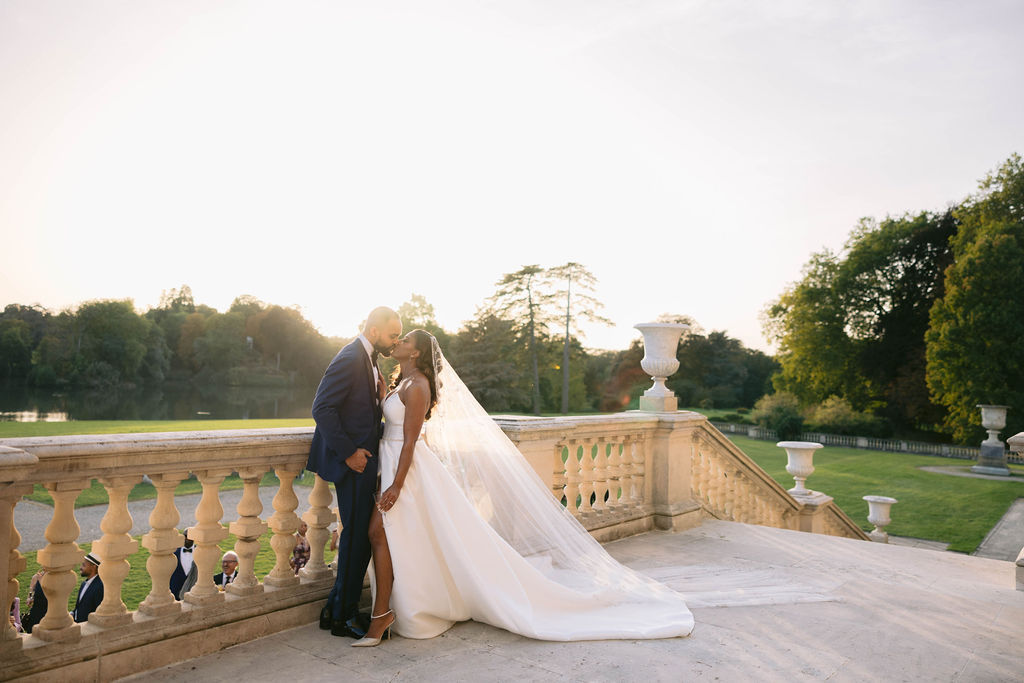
[14,485,338,553]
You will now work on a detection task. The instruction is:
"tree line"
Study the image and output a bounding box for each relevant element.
[764,153,1024,443]
[1,268,775,416]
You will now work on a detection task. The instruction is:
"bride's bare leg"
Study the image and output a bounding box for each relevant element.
[366,507,395,638]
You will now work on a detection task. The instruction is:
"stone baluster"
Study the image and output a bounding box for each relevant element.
[90,475,142,627]
[592,439,608,513]
[563,440,581,515]
[631,435,646,504]
[0,446,35,654]
[265,465,302,588]
[552,444,568,504]
[183,469,231,606]
[604,440,621,512]
[138,472,188,617]
[692,449,708,505]
[578,439,596,515]
[228,467,269,595]
[34,480,89,642]
[300,474,334,581]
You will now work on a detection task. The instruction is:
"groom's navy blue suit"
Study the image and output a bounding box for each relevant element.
[307,338,382,623]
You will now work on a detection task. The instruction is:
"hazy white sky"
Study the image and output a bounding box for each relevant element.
[2,0,1022,352]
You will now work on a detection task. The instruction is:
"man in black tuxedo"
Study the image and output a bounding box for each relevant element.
[307,306,401,638]
[73,553,103,623]
[213,551,239,589]
[169,528,196,600]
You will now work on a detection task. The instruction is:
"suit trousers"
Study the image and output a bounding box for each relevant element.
[327,470,377,621]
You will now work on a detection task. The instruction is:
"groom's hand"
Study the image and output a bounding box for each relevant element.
[345,448,373,473]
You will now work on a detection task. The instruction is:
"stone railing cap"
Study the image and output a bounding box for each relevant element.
[863,495,898,504]
[1006,432,1024,452]
[0,444,40,482]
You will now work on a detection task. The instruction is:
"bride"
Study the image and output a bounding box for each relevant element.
[351,329,695,646]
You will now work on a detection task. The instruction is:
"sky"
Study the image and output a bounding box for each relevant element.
[2,0,1023,353]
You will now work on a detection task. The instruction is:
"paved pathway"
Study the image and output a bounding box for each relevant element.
[975,498,1024,560]
[123,521,1024,682]
[14,484,337,553]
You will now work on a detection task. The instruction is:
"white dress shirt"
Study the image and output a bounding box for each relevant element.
[179,547,195,575]
[357,334,381,387]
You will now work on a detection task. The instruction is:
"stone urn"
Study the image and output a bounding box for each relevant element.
[863,495,898,543]
[777,441,823,495]
[634,322,689,412]
[973,404,1011,476]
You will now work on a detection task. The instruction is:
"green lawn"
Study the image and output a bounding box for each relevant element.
[726,435,1024,553]
[15,530,337,615]
[22,470,320,509]
[0,418,314,439]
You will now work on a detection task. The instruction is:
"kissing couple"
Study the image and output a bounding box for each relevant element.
[306,306,694,646]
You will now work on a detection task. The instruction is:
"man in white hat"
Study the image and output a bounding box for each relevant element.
[72,553,104,623]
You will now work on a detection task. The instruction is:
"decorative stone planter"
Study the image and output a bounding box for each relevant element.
[863,495,898,543]
[777,441,823,495]
[634,322,689,412]
[973,404,1011,476]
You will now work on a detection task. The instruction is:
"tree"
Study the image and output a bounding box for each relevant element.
[547,263,612,414]
[448,314,529,412]
[926,155,1024,442]
[486,266,557,415]
[0,319,33,378]
[74,300,153,385]
[397,294,451,349]
[765,209,957,428]
[194,312,248,377]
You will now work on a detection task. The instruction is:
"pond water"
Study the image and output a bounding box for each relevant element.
[0,382,318,421]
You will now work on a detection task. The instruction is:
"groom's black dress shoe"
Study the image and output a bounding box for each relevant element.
[319,606,332,630]
[330,616,367,639]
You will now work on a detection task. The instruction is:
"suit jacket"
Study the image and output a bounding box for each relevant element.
[169,547,195,598]
[213,570,237,587]
[306,339,383,483]
[73,576,103,623]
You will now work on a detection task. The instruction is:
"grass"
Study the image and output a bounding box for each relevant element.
[23,470,321,508]
[14,530,337,615]
[725,435,1024,553]
[6,419,1022,555]
[0,419,314,439]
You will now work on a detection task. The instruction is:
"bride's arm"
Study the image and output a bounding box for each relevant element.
[379,379,429,510]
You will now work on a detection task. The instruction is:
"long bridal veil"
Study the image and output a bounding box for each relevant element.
[422,341,691,611]
[422,338,838,613]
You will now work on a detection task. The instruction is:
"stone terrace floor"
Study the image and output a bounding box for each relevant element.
[127,520,1024,682]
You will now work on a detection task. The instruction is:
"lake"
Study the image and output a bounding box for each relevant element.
[0,382,318,421]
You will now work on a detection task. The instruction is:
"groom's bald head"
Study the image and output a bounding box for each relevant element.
[363,307,402,355]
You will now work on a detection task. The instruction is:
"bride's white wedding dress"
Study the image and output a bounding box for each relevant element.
[375,391,695,641]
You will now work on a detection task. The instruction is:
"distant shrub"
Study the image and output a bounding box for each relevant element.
[753,392,805,441]
[806,396,892,437]
[736,407,750,415]
[698,397,714,409]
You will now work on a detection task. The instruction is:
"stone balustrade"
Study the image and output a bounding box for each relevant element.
[0,413,868,680]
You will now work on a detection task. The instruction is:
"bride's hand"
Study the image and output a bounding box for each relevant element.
[378,484,401,512]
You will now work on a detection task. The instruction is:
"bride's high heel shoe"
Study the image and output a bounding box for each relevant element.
[351,609,394,647]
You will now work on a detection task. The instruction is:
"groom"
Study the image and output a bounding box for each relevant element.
[308,306,402,638]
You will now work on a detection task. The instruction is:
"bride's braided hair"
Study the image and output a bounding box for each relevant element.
[389,329,440,419]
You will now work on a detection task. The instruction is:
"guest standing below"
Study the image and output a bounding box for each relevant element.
[170,528,196,600]
[213,551,239,589]
[72,553,103,623]
[20,569,47,633]
[291,520,311,575]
